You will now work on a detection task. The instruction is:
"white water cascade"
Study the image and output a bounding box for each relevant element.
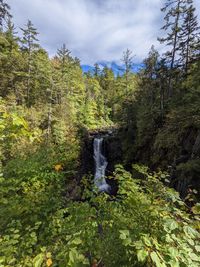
[93,137,110,193]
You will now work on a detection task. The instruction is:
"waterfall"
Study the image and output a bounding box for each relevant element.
[93,137,110,193]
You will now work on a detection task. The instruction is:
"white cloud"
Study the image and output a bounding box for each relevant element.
[7,0,200,64]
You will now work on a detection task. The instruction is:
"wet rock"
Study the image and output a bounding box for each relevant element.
[182,127,198,154]
[170,128,200,198]
[192,130,200,157]
[79,136,94,180]
[104,136,123,173]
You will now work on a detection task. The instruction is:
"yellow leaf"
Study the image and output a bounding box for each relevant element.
[54,164,63,172]
[92,259,98,267]
[46,258,52,267]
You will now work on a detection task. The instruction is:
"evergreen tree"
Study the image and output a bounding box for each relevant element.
[121,48,134,94]
[157,59,169,118]
[94,63,101,78]
[32,48,52,104]
[100,66,115,118]
[0,0,11,30]
[158,0,185,97]
[142,46,160,105]
[5,18,18,53]
[179,0,200,73]
[0,18,21,100]
[143,45,159,80]
[20,20,39,54]
[57,44,71,73]
[20,20,39,106]
[55,44,72,103]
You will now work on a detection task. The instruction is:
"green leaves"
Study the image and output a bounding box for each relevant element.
[192,203,200,215]
[33,253,44,267]
[150,251,165,267]
[137,250,148,263]
[183,226,199,239]
[163,219,179,233]
[194,245,200,252]
[68,248,89,267]
[119,230,132,247]
[0,148,200,267]
[119,230,130,240]
[70,237,82,246]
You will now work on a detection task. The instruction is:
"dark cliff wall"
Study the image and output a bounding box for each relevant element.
[130,126,200,198]
[104,135,123,174]
[117,124,200,199]
[79,135,94,180]
[171,128,200,198]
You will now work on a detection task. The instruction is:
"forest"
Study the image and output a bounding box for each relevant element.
[0,0,200,266]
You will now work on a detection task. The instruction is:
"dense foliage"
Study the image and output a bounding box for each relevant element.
[0,0,200,266]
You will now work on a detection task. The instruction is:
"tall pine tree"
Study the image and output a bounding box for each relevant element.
[56,44,72,103]
[179,0,200,73]
[158,0,185,97]
[0,0,11,31]
[121,48,134,96]
[20,20,39,106]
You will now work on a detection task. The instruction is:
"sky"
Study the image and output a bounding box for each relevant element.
[7,0,200,65]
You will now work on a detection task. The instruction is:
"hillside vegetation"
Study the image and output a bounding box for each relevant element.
[0,0,200,266]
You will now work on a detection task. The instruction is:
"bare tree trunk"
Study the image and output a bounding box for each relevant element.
[47,103,52,142]
[27,61,31,106]
[26,44,31,106]
[46,82,53,143]
[160,83,164,120]
[185,18,191,74]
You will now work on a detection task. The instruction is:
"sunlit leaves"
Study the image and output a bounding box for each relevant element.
[46,258,53,267]
[33,253,44,267]
[137,249,148,263]
[192,203,200,215]
[0,152,200,267]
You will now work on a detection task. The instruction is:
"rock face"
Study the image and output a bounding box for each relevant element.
[79,134,95,180]
[130,125,200,199]
[182,128,199,156]
[171,128,200,198]
[104,136,123,174]
[192,130,200,157]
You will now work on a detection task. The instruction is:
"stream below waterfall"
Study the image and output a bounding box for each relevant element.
[93,137,110,193]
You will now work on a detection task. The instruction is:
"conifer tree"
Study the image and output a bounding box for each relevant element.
[98,66,115,119]
[159,0,185,97]
[20,20,39,106]
[0,18,21,100]
[157,59,169,118]
[142,46,159,105]
[57,44,71,73]
[121,48,134,95]
[5,18,18,53]
[143,45,159,80]
[94,63,101,78]
[56,44,72,103]
[20,20,39,54]
[0,0,11,30]
[179,0,200,73]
